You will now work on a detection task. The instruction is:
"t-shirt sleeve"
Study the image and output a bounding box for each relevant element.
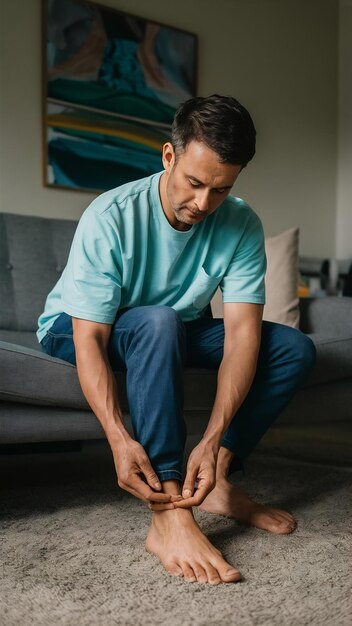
[61,209,122,323]
[220,209,266,304]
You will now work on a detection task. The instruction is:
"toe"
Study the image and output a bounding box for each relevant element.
[280,515,297,532]
[275,509,297,524]
[273,511,297,530]
[203,563,222,585]
[192,564,208,584]
[182,562,197,582]
[282,521,297,534]
[215,560,241,583]
[222,568,242,583]
[166,561,184,577]
[271,516,296,534]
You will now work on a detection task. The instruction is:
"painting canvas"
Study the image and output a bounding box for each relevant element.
[43,0,197,192]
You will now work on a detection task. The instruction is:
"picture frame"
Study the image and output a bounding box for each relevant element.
[42,0,198,192]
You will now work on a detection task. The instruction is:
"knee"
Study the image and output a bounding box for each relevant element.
[138,306,184,339]
[283,327,316,375]
[301,334,316,374]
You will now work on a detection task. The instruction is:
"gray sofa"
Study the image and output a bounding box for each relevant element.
[1,212,352,446]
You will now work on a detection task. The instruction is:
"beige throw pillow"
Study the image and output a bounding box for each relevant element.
[210,227,300,328]
[263,227,300,328]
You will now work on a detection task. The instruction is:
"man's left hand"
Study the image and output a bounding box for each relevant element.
[173,440,219,508]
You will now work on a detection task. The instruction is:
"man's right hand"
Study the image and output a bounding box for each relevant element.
[111,435,179,507]
[72,317,179,508]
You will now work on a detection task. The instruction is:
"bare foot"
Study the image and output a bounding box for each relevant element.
[145,506,241,584]
[199,478,297,535]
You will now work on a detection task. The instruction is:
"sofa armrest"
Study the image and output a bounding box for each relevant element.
[299,296,352,335]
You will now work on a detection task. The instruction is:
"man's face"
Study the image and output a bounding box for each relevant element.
[160,141,242,231]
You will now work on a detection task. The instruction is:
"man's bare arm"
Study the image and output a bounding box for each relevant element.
[175,302,263,507]
[203,302,263,447]
[72,317,176,506]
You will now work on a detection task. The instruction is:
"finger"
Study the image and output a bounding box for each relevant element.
[175,482,212,508]
[127,475,172,503]
[149,496,182,511]
[140,460,162,491]
[182,465,199,498]
[173,498,195,509]
[149,502,176,511]
[148,494,182,510]
[145,491,174,502]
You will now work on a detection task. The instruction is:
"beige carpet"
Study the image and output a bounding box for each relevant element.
[1,437,351,626]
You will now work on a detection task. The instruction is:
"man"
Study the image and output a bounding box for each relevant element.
[38,95,316,585]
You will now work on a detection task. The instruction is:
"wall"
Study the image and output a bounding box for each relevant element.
[336,0,352,259]
[0,0,338,256]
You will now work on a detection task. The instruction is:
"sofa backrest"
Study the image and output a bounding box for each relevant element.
[0,213,77,331]
[2,211,351,336]
[299,295,352,335]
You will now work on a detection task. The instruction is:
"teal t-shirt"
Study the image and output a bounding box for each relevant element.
[37,171,266,343]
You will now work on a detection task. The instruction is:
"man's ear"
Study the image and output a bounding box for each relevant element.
[162,142,176,172]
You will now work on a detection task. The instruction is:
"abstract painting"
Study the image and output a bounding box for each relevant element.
[42,0,197,192]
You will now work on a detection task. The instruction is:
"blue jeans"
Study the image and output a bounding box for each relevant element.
[41,306,316,482]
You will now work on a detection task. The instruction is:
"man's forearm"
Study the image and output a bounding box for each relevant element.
[203,336,260,449]
[74,336,131,446]
[72,320,176,504]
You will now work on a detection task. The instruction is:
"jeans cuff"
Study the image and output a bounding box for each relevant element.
[155,469,183,483]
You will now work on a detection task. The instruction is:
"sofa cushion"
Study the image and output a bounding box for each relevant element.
[304,334,352,386]
[0,213,76,332]
[1,332,351,411]
[0,342,100,410]
[0,341,219,411]
[0,402,105,444]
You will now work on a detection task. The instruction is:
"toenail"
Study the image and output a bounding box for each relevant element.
[225,569,238,577]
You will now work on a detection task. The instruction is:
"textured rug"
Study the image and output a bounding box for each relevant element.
[1,438,351,626]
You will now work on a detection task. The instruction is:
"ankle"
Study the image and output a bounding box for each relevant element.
[160,479,182,496]
[216,447,235,480]
[214,465,228,482]
[151,506,194,527]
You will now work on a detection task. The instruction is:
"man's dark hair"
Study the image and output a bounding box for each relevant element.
[171,94,256,168]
